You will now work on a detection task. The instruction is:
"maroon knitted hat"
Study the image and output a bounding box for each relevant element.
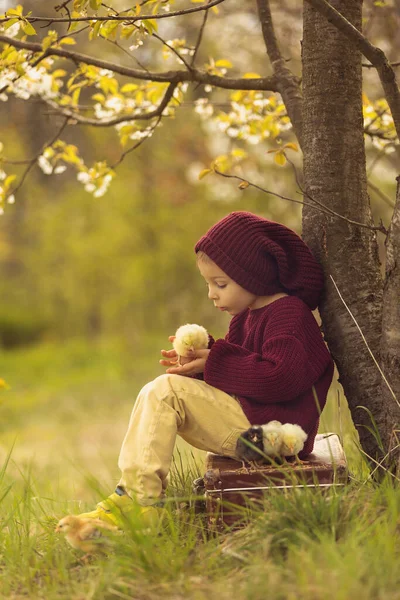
[195,211,324,310]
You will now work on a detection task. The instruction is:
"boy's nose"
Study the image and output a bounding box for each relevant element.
[208,289,218,300]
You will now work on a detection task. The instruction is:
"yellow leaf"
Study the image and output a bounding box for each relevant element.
[59,37,76,45]
[231,148,247,159]
[243,72,261,79]
[121,83,139,93]
[52,69,67,79]
[91,92,105,102]
[136,3,141,15]
[211,5,219,13]
[198,168,212,180]
[0,378,10,390]
[283,142,299,152]
[274,151,286,166]
[238,181,249,189]
[6,5,23,16]
[4,174,17,187]
[215,59,233,69]
[22,21,36,35]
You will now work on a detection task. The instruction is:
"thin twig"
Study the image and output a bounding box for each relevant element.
[364,442,400,482]
[8,118,69,201]
[151,32,193,71]
[100,35,150,73]
[214,168,385,234]
[367,179,395,208]
[191,0,211,67]
[288,156,388,235]
[363,61,400,68]
[111,115,161,169]
[329,275,400,409]
[0,0,226,24]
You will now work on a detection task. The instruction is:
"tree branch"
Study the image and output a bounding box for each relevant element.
[0,0,226,24]
[0,35,279,91]
[213,168,388,235]
[255,0,303,147]
[44,82,178,126]
[305,0,400,143]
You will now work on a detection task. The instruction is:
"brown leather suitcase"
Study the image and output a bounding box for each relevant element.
[193,433,349,531]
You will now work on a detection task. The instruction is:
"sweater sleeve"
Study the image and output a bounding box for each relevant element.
[203,335,312,403]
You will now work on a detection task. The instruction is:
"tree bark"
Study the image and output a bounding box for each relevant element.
[301,0,386,461]
[381,177,400,468]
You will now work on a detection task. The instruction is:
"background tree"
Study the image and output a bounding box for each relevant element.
[0,0,399,468]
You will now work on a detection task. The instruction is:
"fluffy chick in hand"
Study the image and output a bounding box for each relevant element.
[172,324,209,366]
[280,423,308,457]
[261,420,283,457]
[235,426,265,468]
[56,515,118,557]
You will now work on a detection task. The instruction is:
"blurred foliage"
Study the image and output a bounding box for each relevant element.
[0,0,397,345]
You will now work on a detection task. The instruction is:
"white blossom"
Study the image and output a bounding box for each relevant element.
[38,155,53,175]
[129,40,144,51]
[54,165,67,174]
[0,206,4,215]
[77,171,90,183]
[194,98,214,118]
[7,194,15,204]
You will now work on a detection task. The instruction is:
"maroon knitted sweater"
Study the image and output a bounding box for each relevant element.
[203,296,334,457]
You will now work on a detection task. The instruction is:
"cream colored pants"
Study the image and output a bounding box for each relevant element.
[117,374,251,505]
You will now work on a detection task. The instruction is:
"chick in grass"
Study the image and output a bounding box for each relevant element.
[236,421,307,465]
[56,515,118,557]
[235,426,265,468]
[261,420,283,456]
[172,324,209,366]
[280,423,308,457]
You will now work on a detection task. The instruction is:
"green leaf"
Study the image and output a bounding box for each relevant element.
[90,0,102,9]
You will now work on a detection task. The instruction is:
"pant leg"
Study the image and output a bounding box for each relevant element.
[117,373,250,505]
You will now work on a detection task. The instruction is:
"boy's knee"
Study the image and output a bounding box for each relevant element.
[142,373,185,399]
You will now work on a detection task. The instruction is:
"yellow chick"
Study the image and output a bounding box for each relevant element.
[280,423,308,457]
[172,324,209,366]
[261,420,283,456]
[55,515,118,555]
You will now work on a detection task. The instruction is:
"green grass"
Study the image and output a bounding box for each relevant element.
[0,340,399,599]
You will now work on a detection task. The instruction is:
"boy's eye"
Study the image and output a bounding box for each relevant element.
[216,283,226,289]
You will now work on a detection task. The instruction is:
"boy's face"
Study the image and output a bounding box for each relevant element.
[198,258,258,316]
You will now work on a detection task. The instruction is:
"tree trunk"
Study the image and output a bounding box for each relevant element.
[381,177,400,468]
[301,0,386,461]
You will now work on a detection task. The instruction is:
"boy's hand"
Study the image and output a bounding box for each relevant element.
[159,336,194,368]
[165,349,210,376]
[159,336,179,367]
[160,336,210,375]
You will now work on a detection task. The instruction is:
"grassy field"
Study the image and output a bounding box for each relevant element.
[0,339,399,599]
